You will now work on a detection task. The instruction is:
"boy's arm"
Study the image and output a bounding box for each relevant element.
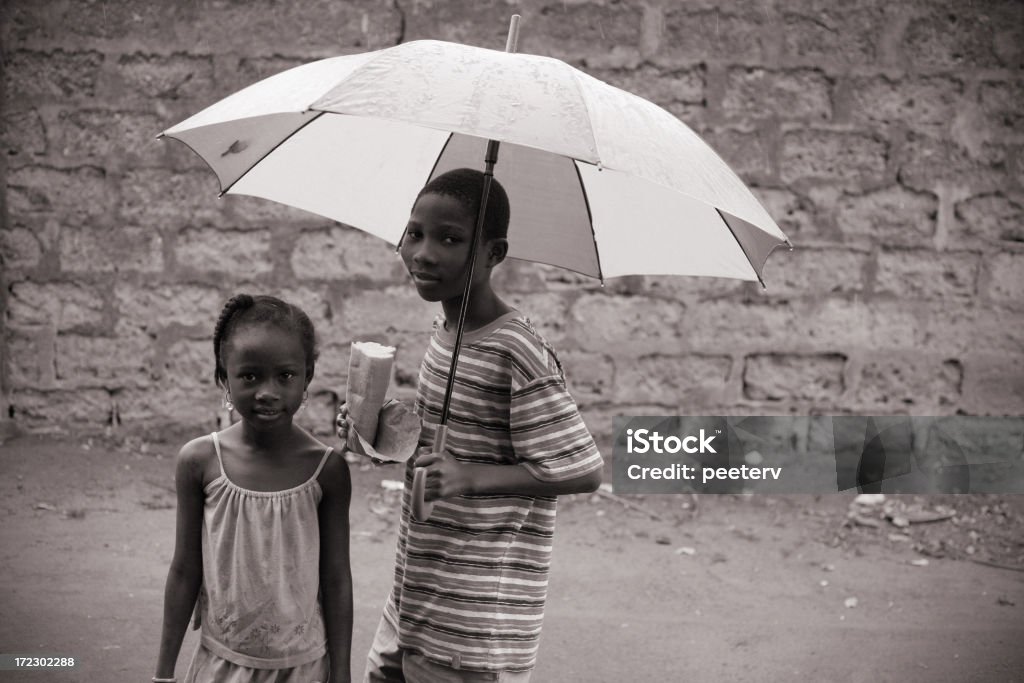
[154,440,207,679]
[319,451,354,683]
[418,362,604,501]
[416,448,602,500]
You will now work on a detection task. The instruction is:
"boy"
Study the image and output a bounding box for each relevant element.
[348,168,603,682]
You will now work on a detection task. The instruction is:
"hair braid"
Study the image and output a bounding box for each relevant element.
[213,293,255,387]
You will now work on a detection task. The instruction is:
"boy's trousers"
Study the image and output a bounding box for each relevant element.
[364,613,532,683]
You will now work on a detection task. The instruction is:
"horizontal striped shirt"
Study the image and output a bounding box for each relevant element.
[384,311,603,672]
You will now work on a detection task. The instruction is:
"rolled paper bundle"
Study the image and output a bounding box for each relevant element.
[346,341,396,446]
[364,399,421,464]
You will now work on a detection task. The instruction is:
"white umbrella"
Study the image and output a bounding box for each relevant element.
[161,18,790,519]
[161,37,788,284]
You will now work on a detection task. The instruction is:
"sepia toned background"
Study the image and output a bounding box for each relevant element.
[2,0,1023,453]
[2,4,1023,682]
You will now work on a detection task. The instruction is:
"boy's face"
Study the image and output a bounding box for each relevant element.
[400,193,495,302]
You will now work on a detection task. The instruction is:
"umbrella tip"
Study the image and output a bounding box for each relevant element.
[506,15,521,53]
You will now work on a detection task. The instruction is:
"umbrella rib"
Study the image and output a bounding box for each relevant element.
[394,132,456,254]
[715,207,766,289]
[425,132,456,188]
[567,69,603,168]
[218,110,325,197]
[572,161,604,284]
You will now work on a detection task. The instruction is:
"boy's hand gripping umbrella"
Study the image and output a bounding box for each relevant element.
[160,16,791,521]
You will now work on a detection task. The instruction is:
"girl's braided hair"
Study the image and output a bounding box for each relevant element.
[213,294,318,388]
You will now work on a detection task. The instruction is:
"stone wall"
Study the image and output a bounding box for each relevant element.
[2,0,1022,451]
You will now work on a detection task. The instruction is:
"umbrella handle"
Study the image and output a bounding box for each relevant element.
[412,425,446,521]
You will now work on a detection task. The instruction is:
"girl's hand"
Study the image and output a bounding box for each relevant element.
[414,447,474,500]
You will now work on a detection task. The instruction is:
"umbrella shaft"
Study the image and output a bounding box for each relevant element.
[437,140,501,427]
[436,15,517,432]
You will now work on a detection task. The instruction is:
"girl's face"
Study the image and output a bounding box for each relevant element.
[400,193,493,303]
[223,324,308,431]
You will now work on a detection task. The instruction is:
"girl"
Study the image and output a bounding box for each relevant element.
[154,294,352,683]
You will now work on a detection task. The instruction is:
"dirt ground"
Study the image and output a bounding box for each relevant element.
[1,433,1022,683]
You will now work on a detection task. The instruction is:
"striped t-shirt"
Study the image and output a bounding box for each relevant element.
[383,311,603,672]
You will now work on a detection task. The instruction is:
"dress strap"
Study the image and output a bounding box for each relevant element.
[210,432,227,478]
[311,446,334,481]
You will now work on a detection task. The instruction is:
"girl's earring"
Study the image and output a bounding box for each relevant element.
[301,390,309,409]
[223,391,234,412]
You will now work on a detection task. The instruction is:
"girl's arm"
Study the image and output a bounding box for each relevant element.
[154,439,207,679]
[319,451,354,683]
[416,449,602,500]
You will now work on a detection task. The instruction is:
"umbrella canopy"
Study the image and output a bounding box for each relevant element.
[162,39,789,284]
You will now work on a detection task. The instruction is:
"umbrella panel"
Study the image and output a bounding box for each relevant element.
[430,134,601,278]
[168,111,321,193]
[578,164,758,281]
[225,114,604,278]
[230,114,451,247]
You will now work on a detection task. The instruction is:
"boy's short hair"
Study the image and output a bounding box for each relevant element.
[417,168,510,240]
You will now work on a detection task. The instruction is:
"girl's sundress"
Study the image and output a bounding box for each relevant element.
[183,432,334,683]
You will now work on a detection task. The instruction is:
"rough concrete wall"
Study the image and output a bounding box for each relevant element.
[1,0,1022,449]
